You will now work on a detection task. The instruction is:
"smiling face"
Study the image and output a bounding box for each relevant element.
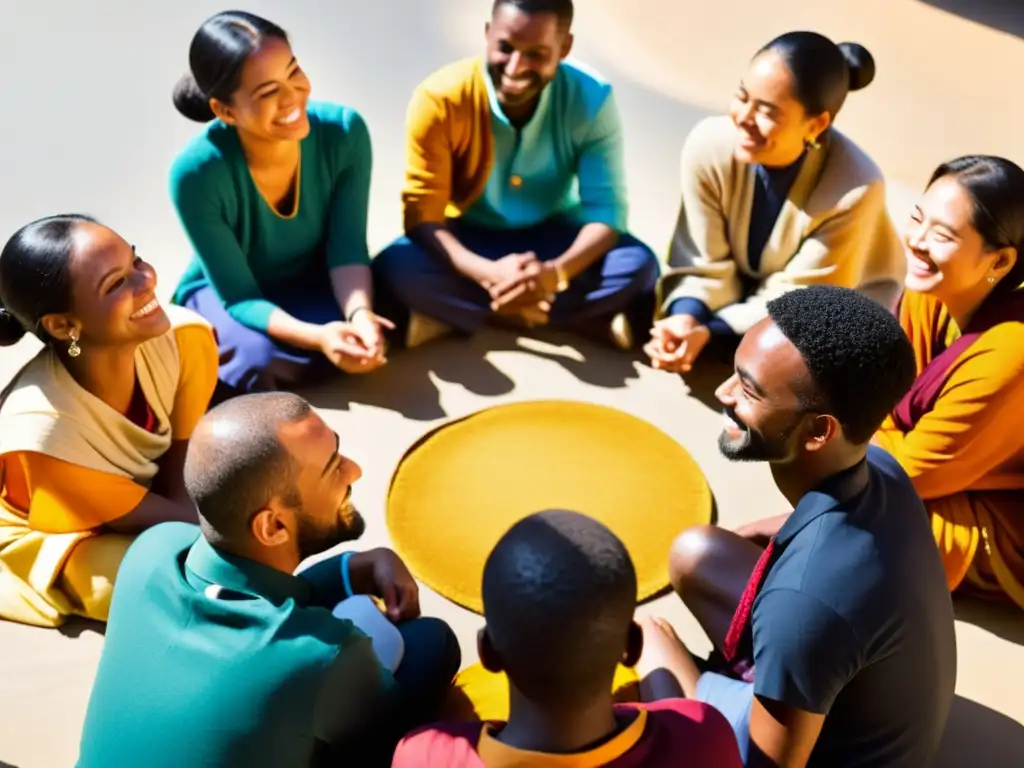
[279,411,365,562]
[903,174,1015,302]
[730,50,830,168]
[715,319,820,463]
[211,37,312,142]
[41,222,169,350]
[485,4,571,120]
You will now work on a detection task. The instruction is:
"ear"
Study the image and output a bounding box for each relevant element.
[478,626,505,673]
[806,111,832,145]
[209,98,236,126]
[993,246,1018,279]
[803,413,839,453]
[622,620,644,667]
[39,313,78,343]
[250,505,293,548]
[560,33,574,60]
[484,21,491,40]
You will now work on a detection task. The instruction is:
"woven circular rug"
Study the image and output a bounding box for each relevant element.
[386,400,713,614]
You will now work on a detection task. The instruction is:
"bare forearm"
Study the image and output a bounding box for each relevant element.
[409,223,492,284]
[554,223,619,279]
[266,308,325,351]
[329,264,374,320]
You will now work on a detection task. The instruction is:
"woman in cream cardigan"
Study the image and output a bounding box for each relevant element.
[0,215,218,627]
[646,32,904,372]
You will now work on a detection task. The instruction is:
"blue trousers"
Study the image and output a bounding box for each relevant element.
[183,282,340,394]
[372,218,659,336]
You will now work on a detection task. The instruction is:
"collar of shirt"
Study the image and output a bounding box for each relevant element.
[475,707,647,768]
[482,57,556,131]
[775,454,871,547]
[184,535,313,607]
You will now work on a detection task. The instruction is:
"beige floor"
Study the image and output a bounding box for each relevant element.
[1,1,1022,765]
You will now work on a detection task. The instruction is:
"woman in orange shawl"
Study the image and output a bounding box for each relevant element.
[0,215,218,626]
[875,155,1024,608]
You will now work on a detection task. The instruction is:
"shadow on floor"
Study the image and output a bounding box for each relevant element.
[954,594,1024,646]
[936,695,1024,767]
[302,326,645,420]
[918,0,1024,38]
[0,761,21,768]
[58,618,105,639]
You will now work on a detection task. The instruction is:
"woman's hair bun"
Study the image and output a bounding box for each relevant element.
[172,74,216,123]
[837,42,876,91]
[0,306,27,347]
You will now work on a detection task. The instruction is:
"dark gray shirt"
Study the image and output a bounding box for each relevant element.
[750,446,957,767]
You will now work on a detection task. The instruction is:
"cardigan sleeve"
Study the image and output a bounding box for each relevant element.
[716,180,887,334]
[873,326,1024,499]
[401,86,454,231]
[657,119,741,318]
[170,154,279,331]
[322,106,373,268]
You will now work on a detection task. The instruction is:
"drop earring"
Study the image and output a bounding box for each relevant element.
[805,136,821,150]
[68,329,81,358]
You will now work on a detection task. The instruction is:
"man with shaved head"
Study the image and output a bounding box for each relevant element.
[393,510,742,767]
[78,392,460,768]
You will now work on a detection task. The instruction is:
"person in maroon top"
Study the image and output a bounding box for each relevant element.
[392,510,741,767]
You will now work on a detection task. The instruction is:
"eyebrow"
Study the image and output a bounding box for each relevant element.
[251,57,297,96]
[736,365,767,397]
[738,82,779,113]
[913,206,961,236]
[321,432,340,477]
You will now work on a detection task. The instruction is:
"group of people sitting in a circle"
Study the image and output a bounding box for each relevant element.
[0,1,1021,766]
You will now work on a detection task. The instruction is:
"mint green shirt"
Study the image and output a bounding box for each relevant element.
[170,102,372,332]
[462,60,628,231]
[77,523,396,768]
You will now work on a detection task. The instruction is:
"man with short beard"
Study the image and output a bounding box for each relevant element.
[638,286,957,768]
[78,393,460,768]
[372,0,659,350]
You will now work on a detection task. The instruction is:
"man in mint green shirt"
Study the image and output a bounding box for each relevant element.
[77,393,459,767]
[373,0,659,350]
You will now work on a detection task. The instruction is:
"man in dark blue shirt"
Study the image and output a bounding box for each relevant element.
[637,286,956,767]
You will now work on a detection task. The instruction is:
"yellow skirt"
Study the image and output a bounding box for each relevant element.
[0,504,132,627]
[930,490,1024,609]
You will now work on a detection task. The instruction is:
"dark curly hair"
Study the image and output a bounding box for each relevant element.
[766,285,916,444]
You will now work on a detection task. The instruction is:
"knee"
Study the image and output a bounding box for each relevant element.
[611,240,660,289]
[238,331,279,372]
[668,524,724,592]
[373,237,430,290]
[415,617,462,678]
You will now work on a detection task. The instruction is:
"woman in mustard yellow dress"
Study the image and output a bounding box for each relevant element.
[874,156,1024,608]
[0,214,218,626]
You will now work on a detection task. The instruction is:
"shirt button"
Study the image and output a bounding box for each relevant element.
[510,175,523,188]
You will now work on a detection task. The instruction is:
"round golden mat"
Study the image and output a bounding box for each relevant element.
[386,400,713,614]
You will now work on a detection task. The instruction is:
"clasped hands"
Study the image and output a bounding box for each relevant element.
[480,252,562,327]
[644,313,712,374]
[319,308,394,374]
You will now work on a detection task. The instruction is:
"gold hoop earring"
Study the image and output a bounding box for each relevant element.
[68,330,81,358]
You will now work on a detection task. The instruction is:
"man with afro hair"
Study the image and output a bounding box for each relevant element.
[640,286,957,767]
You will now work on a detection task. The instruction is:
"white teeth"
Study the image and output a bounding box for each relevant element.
[131,299,159,319]
[276,108,301,125]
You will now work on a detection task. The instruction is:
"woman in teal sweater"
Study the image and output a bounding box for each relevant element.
[170,11,391,394]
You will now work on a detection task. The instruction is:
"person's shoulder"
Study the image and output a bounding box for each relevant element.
[415,57,485,102]
[119,522,201,586]
[392,721,486,767]
[170,122,236,194]
[556,58,614,115]
[681,115,737,169]
[307,100,368,140]
[813,128,887,211]
[639,700,742,765]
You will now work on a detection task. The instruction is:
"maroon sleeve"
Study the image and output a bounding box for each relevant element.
[391,722,485,767]
[643,700,743,768]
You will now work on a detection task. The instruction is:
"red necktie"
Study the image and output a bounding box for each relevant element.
[723,538,776,662]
